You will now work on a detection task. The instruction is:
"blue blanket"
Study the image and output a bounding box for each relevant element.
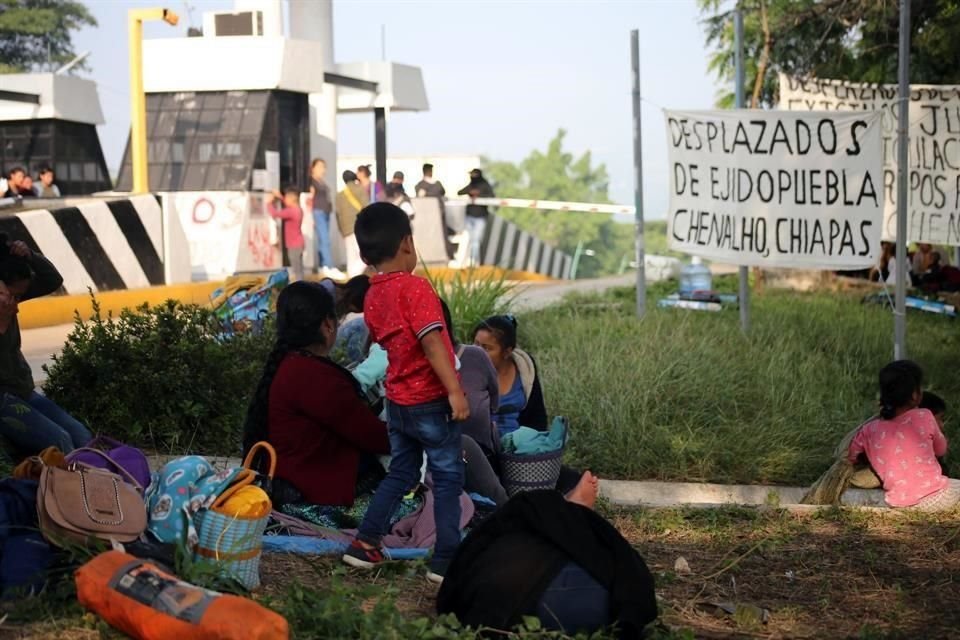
[262,535,429,559]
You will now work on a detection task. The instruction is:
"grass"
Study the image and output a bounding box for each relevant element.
[9,506,959,639]
[522,276,960,486]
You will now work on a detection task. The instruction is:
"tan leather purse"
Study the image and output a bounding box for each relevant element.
[37,462,147,547]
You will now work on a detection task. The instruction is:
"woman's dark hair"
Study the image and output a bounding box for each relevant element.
[440,298,456,346]
[337,275,370,317]
[0,233,33,285]
[242,282,337,456]
[472,315,518,350]
[920,391,947,416]
[878,360,924,420]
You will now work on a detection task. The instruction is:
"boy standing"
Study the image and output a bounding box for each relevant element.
[268,186,305,281]
[343,202,469,583]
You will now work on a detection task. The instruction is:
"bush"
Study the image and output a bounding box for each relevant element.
[43,297,273,456]
[425,267,516,344]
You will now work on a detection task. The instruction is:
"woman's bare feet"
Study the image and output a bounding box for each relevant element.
[565,471,600,509]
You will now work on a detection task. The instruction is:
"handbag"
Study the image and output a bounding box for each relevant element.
[193,442,276,590]
[67,436,151,492]
[37,462,147,547]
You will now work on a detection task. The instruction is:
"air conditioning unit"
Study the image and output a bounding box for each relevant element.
[203,10,264,37]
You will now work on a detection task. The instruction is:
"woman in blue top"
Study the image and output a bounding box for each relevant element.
[473,315,581,494]
[471,315,547,438]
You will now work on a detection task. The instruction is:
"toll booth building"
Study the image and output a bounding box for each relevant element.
[113,4,427,280]
[115,11,427,193]
[0,74,112,195]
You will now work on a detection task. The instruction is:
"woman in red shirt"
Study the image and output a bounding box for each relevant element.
[242,281,389,508]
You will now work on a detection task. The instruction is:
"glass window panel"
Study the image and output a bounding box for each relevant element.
[148,140,170,163]
[167,163,187,191]
[194,138,215,162]
[153,110,178,138]
[246,92,268,109]
[146,94,163,111]
[220,109,243,134]
[172,92,201,110]
[173,110,199,137]
[70,162,82,181]
[3,138,28,159]
[240,107,265,135]
[30,138,51,156]
[56,161,70,181]
[206,163,248,190]
[196,109,221,135]
[83,162,97,181]
[201,92,226,110]
[182,163,208,190]
[225,91,247,109]
[170,139,187,163]
[149,163,168,189]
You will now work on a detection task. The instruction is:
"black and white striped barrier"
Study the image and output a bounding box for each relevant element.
[480,214,572,279]
[0,195,190,294]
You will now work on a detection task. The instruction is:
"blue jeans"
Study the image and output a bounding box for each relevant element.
[536,562,611,633]
[0,392,92,455]
[314,210,333,268]
[465,216,487,266]
[357,399,464,572]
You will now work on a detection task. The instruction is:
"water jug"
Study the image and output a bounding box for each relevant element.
[679,257,712,297]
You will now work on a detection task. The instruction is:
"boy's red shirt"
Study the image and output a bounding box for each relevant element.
[364,272,457,406]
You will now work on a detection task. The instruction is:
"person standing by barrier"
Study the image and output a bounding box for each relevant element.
[0,234,93,455]
[457,169,494,266]
[417,164,455,260]
[336,171,369,277]
[308,159,336,276]
[268,187,305,281]
[36,167,60,198]
[357,165,385,203]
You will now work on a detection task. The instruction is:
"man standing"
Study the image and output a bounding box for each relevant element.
[357,165,385,203]
[391,171,405,190]
[415,163,446,203]
[457,169,494,266]
[308,159,339,276]
[336,170,370,277]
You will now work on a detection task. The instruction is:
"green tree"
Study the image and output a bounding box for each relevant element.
[0,0,96,74]
[698,0,960,108]
[482,130,633,278]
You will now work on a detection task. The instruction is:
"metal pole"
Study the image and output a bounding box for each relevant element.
[894,0,911,360]
[374,107,387,187]
[734,8,750,333]
[631,29,646,318]
[128,11,147,194]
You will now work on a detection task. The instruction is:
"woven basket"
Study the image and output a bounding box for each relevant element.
[499,418,568,497]
[194,442,276,590]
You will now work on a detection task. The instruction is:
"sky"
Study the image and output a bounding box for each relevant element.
[72,0,720,218]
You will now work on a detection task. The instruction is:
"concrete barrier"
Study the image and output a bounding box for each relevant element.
[478,213,572,279]
[0,195,191,293]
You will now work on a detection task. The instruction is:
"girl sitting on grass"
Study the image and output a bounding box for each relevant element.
[847,360,959,511]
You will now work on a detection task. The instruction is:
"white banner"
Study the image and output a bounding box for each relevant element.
[665,110,884,269]
[780,74,960,245]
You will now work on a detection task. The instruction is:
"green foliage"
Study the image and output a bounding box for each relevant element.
[524,278,960,485]
[482,130,633,278]
[271,567,616,639]
[425,267,516,345]
[698,0,960,108]
[42,296,273,456]
[0,0,96,74]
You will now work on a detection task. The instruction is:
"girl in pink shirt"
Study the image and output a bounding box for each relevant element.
[848,360,959,510]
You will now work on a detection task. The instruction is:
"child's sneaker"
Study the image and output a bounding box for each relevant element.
[342,540,386,569]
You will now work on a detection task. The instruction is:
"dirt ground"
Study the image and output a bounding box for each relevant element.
[4,506,960,639]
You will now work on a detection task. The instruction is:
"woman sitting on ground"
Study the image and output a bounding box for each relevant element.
[242,281,390,513]
[0,234,92,455]
[472,315,580,494]
[847,360,959,511]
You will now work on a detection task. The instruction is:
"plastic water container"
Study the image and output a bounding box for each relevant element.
[679,257,712,297]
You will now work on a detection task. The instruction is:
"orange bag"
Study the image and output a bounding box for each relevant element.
[75,551,288,640]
